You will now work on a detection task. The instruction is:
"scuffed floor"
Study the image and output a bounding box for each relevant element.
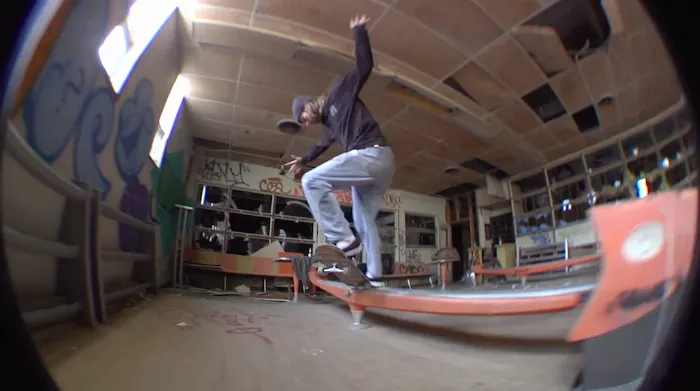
[34,292,581,391]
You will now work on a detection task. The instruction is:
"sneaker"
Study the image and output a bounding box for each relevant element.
[367,280,384,288]
[336,236,363,258]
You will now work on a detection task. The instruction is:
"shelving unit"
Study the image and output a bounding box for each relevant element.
[508,105,696,245]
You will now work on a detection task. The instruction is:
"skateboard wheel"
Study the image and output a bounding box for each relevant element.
[316,265,328,277]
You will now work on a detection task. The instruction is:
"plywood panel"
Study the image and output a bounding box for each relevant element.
[607,34,635,91]
[473,0,541,29]
[423,141,472,164]
[432,83,489,118]
[193,22,297,59]
[449,61,513,111]
[474,35,546,96]
[235,84,296,115]
[229,125,292,154]
[195,4,251,25]
[252,16,355,55]
[359,89,406,122]
[370,11,467,79]
[239,54,334,95]
[579,51,615,102]
[292,46,355,76]
[391,108,491,153]
[628,30,655,78]
[393,0,502,55]
[254,0,385,38]
[233,106,285,132]
[493,99,541,135]
[181,44,243,81]
[545,114,580,144]
[511,25,573,75]
[549,67,591,113]
[197,0,257,9]
[187,99,234,123]
[523,126,560,151]
[187,75,237,103]
[616,82,640,126]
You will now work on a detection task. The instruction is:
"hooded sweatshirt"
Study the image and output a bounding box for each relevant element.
[293,25,389,164]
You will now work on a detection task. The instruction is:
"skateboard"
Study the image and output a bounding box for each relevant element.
[313,244,373,290]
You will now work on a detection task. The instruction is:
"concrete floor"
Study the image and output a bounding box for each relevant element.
[33,291,582,391]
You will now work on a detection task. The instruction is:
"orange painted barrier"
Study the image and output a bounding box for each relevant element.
[568,189,697,341]
[472,254,601,277]
[308,271,592,316]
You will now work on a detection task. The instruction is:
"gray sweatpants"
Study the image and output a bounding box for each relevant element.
[301,146,395,278]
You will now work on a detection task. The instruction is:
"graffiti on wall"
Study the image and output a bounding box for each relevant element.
[23,0,110,165]
[530,232,554,246]
[19,0,163,252]
[198,158,250,186]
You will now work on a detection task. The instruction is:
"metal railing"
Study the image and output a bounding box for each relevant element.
[4,122,158,329]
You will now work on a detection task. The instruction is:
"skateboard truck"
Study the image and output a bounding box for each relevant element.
[322,263,344,274]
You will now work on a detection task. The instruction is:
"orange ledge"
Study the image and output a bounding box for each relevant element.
[309,272,589,316]
[472,254,601,277]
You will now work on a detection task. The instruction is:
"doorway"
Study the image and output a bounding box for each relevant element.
[451,222,470,281]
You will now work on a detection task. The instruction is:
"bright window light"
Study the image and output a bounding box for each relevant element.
[636,178,649,198]
[103,0,179,93]
[98,24,129,76]
[127,0,178,46]
[149,75,190,167]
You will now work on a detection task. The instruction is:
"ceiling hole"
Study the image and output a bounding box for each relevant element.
[436,182,478,197]
[443,166,461,175]
[525,0,612,60]
[460,158,507,177]
[521,83,567,123]
[572,105,601,133]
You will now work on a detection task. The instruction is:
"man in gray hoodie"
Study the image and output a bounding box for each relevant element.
[284,14,395,285]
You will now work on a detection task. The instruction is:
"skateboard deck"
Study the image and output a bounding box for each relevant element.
[313,244,373,289]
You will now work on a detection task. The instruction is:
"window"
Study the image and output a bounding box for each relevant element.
[404,214,436,247]
[149,75,190,167]
[98,0,179,93]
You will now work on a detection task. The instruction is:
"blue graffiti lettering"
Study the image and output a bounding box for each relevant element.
[73,88,115,198]
[115,78,155,181]
[23,0,109,163]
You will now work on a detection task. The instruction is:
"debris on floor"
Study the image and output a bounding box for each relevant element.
[234,285,251,295]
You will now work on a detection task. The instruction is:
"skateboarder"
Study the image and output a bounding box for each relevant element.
[283,14,395,286]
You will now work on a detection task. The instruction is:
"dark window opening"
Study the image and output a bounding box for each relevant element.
[513,171,548,193]
[572,105,601,133]
[521,83,567,123]
[525,0,612,60]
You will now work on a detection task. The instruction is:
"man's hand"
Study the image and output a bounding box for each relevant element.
[350,14,370,29]
[282,155,304,175]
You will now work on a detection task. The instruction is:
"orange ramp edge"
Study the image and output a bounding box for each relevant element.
[309,272,584,316]
[568,189,697,341]
[473,254,600,277]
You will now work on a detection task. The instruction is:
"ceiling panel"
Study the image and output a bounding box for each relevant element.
[187,75,237,103]
[472,0,542,29]
[235,83,296,115]
[393,0,502,55]
[549,66,592,113]
[239,54,334,95]
[493,99,541,135]
[184,0,683,195]
[181,44,243,81]
[186,98,234,123]
[254,0,385,38]
[474,34,547,96]
[369,10,467,79]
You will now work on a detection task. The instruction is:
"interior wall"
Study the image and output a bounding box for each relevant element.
[2,1,187,300]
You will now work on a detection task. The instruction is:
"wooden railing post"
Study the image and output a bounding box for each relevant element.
[55,181,97,327]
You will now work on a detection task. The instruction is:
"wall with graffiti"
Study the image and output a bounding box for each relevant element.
[3,0,185,297]
[191,155,447,266]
